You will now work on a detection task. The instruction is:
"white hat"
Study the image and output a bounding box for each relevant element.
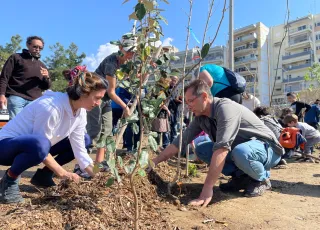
[120,33,137,52]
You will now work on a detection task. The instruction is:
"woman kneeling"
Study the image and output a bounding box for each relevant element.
[0,70,107,203]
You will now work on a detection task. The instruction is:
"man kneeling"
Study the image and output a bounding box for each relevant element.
[151,80,284,207]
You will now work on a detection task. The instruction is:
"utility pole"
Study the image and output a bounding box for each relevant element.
[229,0,234,70]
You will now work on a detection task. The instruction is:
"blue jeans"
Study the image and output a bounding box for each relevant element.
[195,140,281,181]
[0,134,91,176]
[7,95,32,119]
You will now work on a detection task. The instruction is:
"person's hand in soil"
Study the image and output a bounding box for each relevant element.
[62,172,80,183]
[188,184,213,207]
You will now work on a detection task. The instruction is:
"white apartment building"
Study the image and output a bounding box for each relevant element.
[270,14,320,105]
[170,45,227,81]
[233,22,270,105]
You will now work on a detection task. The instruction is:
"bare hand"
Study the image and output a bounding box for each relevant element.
[62,172,80,183]
[0,95,7,109]
[123,106,131,118]
[188,185,213,207]
[40,66,49,78]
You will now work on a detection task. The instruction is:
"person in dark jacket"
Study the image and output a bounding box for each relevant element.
[304,99,320,130]
[286,92,311,121]
[0,36,51,119]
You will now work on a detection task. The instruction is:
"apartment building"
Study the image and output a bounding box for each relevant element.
[270,14,320,105]
[233,22,270,105]
[170,45,227,81]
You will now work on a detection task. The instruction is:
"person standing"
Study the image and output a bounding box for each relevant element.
[75,33,136,177]
[242,92,261,111]
[286,92,311,121]
[0,36,50,119]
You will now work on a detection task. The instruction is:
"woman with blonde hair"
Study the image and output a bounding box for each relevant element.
[0,67,107,203]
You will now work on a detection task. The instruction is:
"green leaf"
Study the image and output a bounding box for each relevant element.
[132,123,139,135]
[119,80,130,89]
[157,15,168,25]
[110,41,120,45]
[139,149,149,168]
[201,43,210,58]
[105,177,115,187]
[148,135,158,151]
[107,159,116,169]
[135,3,147,20]
[149,131,158,138]
[170,55,180,61]
[144,1,154,11]
[124,160,136,174]
[127,112,139,123]
[106,138,116,153]
[138,169,146,177]
[117,156,124,168]
[113,168,121,182]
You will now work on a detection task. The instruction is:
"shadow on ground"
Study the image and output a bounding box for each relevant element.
[271,179,320,198]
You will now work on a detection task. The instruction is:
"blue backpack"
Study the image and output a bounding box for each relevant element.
[214,67,246,93]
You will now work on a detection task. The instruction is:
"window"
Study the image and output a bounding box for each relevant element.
[316,34,320,41]
[250,53,255,58]
[315,22,320,27]
[306,59,311,63]
[298,25,306,31]
[317,46,320,50]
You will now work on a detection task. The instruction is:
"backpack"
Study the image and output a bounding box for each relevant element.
[279,127,306,149]
[222,67,246,93]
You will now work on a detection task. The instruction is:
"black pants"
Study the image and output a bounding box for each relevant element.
[215,87,242,104]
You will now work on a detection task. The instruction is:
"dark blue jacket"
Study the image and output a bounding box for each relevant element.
[304,104,320,124]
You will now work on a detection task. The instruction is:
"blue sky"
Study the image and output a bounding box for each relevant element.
[1,0,319,70]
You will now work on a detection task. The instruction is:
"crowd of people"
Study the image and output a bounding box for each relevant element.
[0,34,318,207]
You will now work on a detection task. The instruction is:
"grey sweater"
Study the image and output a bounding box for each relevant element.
[172,97,284,156]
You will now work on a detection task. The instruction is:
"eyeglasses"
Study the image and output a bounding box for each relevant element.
[186,95,199,105]
[32,45,43,50]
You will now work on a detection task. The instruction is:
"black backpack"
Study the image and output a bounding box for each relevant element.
[214,67,246,94]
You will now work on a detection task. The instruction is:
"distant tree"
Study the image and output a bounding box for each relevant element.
[0,35,23,71]
[44,42,86,92]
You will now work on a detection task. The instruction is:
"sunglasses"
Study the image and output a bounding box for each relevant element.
[32,45,43,50]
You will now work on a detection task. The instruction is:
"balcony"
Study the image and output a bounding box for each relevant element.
[234,24,257,35]
[235,56,257,65]
[286,37,312,49]
[234,33,257,45]
[288,25,312,36]
[282,50,312,64]
[284,85,302,93]
[282,50,312,60]
[234,44,258,55]
[283,62,311,71]
[282,76,305,83]
[236,68,257,76]
[202,55,224,64]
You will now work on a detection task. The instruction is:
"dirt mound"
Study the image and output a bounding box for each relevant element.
[0,173,172,230]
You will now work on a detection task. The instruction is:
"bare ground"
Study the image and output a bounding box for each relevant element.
[0,154,319,230]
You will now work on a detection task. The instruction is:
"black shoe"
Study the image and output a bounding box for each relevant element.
[0,171,24,204]
[219,174,251,192]
[244,179,271,197]
[31,168,56,188]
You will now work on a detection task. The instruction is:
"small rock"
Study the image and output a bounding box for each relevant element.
[173,199,181,206]
[178,206,187,211]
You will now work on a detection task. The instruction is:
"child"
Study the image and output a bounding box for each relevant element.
[283,114,320,162]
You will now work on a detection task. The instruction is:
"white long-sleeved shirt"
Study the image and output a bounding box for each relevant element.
[242,95,261,111]
[296,122,320,139]
[0,91,93,169]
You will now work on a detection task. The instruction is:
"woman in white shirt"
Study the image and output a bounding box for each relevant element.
[0,68,107,203]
